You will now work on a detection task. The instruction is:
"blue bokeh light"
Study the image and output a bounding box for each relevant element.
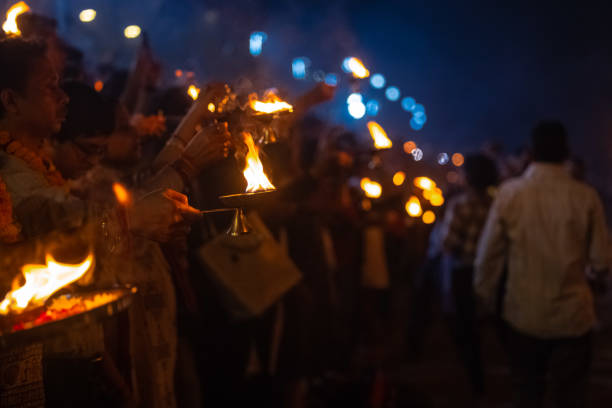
[437,153,450,165]
[385,86,400,101]
[291,57,309,80]
[401,97,416,112]
[342,57,353,73]
[413,112,427,126]
[347,93,363,105]
[348,101,366,119]
[410,116,424,131]
[324,73,338,86]
[249,31,267,56]
[370,74,386,89]
[413,103,425,115]
[366,100,380,116]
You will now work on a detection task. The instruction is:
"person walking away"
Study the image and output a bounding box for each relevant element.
[441,154,498,402]
[475,121,609,408]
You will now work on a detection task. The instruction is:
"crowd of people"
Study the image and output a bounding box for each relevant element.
[0,10,608,408]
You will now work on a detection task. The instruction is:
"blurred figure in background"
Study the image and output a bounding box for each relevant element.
[441,154,498,403]
[475,121,609,408]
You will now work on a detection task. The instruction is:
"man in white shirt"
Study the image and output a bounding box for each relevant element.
[475,121,609,408]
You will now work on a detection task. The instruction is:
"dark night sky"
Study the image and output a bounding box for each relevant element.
[21,0,612,189]
[259,0,612,189]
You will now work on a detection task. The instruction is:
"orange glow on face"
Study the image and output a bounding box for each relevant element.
[405,196,423,217]
[175,69,183,77]
[403,141,417,154]
[452,153,465,167]
[112,183,132,206]
[393,171,406,186]
[94,80,104,92]
[248,91,293,114]
[347,57,370,79]
[2,2,30,36]
[242,132,276,193]
[422,210,436,224]
[187,85,200,100]
[0,252,94,315]
[360,178,382,198]
[367,121,392,150]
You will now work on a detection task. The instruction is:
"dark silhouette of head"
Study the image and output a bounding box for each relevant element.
[0,38,47,119]
[531,121,570,163]
[463,154,498,192]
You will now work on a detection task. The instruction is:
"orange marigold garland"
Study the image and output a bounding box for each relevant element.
[0,131,65,186]
[0,176,21,244]
[0,130,64,243]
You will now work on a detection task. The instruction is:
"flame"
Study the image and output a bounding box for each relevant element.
[249,91,293,115]
[360,178,382,198]
[242,132,275,193]
[347,57,370,79]
[405,196,422,217]
[413,177,444,206]
[0,252,94,315]
[112,182,132,206]
[207,103,216,113]
[187,85,200,100]
[422,210,436,224]
[2,1,30,36]
[393,171,405,186]
[367,121,392,149]
[94,80,104,92]
[414,177,436,191]
[430,191,445,207]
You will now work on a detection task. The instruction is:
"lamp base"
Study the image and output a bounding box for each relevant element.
[227,208,251,236]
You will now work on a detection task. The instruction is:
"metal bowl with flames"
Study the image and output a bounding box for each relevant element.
[0,250,136,348]
[0,286,136,348]
[219,190,277,208]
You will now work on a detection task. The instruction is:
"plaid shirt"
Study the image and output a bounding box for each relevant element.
[442,190,492,267]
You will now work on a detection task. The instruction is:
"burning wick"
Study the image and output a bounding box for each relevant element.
[2,1,30,36]
[187,85,200,100]
[207,103,216,113]
[242,132,275,193]
[112,182,132,207]
[0,252,94,315]
[112,182,133,250]
[248,91,293,115]
[347,57,370,79]
[360,178,382,198]
[406,196,423,217]
[367,121,392,150]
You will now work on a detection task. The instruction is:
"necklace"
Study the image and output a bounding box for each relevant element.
[0,131,65,186]
[0,176,21,243]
